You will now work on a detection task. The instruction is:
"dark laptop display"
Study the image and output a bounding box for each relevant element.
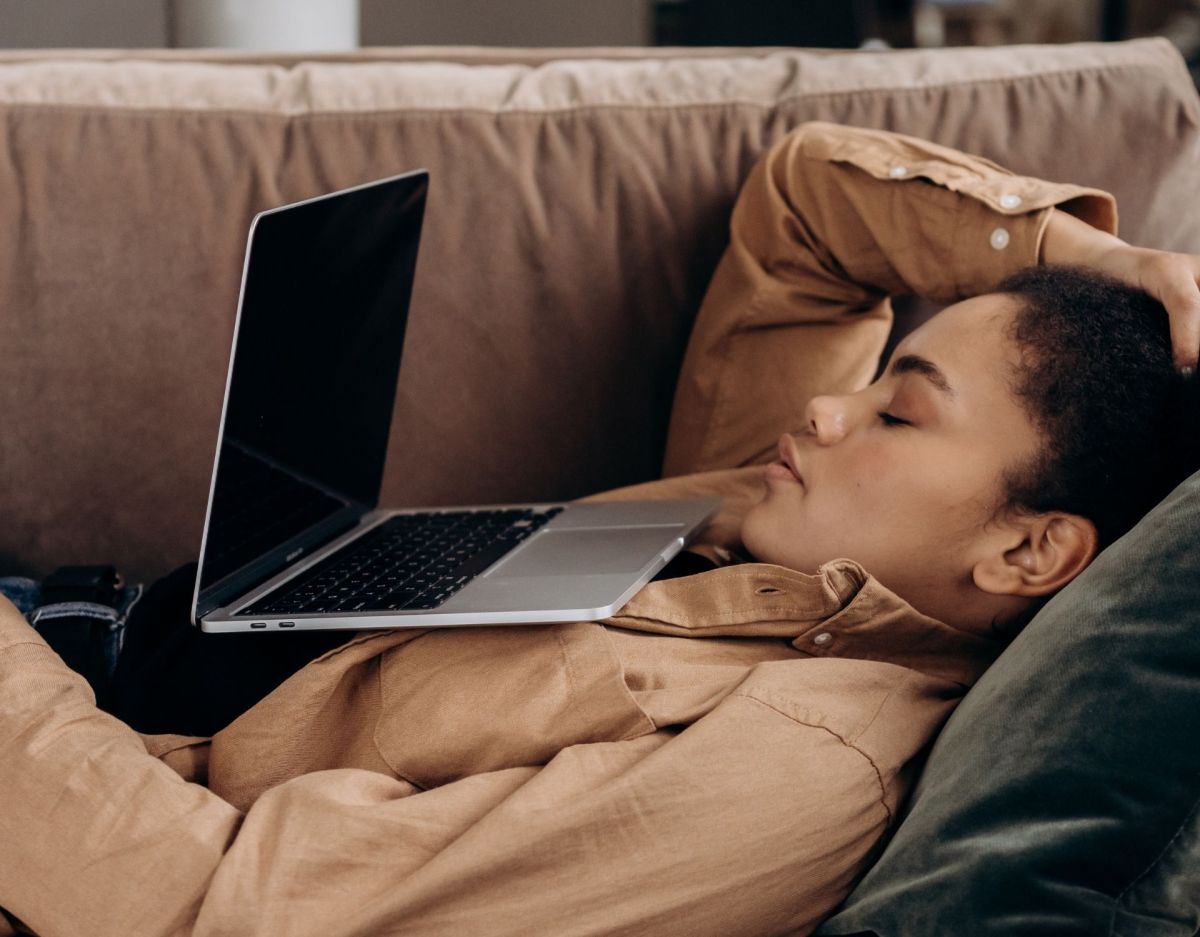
[197,173,428,602]
[191,168,718,634]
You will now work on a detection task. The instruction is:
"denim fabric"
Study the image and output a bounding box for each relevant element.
[0,576,142,704]
[0,577,41,616]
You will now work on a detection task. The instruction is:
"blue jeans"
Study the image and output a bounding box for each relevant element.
[5,563,347,736]
[0,575,143,705]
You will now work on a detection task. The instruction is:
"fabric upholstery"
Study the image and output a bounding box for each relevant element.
[818,465,1200,936]
[1,41,1197,582]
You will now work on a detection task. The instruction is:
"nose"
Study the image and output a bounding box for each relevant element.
[803,394,849,445]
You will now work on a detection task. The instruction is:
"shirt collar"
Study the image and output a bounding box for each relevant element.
[607,557,1004,688]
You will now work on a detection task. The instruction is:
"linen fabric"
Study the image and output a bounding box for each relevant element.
[0,123,1116,936]
[1,40,1197,582]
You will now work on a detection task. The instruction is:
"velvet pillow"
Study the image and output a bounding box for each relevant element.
[817,467,1200,937]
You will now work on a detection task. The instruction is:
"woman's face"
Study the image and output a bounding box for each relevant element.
[739,294,1045,627]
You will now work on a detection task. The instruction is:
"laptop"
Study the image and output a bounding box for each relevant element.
[191,170,720,633]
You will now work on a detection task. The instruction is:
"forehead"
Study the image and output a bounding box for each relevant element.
[894,294,1022,391]
[894,293,1043,477]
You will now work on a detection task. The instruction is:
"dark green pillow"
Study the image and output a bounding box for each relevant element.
[818,468,1200,937]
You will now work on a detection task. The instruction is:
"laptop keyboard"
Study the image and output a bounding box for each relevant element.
[239,506,563,616]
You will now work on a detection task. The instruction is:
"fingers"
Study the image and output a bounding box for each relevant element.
[1160,267,1200,374]
[1141,252,1200,373]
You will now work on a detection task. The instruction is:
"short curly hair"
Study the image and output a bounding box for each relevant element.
[994,264,1199,550]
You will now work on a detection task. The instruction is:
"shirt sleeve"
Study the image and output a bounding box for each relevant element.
[0,594,896,937]
[0,599,242,937]
[662,120,1118,476]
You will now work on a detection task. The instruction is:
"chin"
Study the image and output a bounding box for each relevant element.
[738,512,763,560]
[739,515,785,567]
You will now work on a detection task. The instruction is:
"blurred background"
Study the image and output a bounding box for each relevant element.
[0,0,1197,86]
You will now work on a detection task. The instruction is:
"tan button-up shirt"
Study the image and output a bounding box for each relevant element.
[0,123,1115,937]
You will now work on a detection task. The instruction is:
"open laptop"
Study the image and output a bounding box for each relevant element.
[191,170,720,633]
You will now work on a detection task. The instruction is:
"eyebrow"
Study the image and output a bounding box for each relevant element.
[889,353,957,398]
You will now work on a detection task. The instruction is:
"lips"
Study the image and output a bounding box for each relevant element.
[775,434,805,486]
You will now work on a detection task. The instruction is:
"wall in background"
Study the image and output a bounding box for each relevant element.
[1,0,165,47]
[361,0,649,46]
[0,0,1186,52]
[0,0,651,47]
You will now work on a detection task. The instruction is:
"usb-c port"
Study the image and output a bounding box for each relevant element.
[250,622,267,629]
[279,621,296,628]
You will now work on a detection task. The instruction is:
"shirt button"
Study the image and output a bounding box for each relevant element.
[813,632,833,645]
[989,227,1010,251]
[888,165,908,179]
[999,193,1022,209]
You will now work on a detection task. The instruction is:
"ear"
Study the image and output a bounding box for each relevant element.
[972,512,1099,598]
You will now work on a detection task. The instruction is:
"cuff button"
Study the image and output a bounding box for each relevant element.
[888,165,908,179]
[1000,193,1022,209]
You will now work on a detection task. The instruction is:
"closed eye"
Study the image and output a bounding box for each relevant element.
[878,411,910,427]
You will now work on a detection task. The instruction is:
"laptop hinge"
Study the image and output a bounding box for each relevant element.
[195,506,366,620]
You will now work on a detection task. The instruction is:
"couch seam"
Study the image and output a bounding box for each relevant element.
[0,60,1174,121]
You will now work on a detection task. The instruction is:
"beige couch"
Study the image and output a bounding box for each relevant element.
[1,40,1198,584]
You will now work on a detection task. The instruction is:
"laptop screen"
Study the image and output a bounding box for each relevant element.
[196,171,428,597]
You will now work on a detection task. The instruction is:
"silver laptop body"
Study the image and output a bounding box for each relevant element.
[192,170,720,634]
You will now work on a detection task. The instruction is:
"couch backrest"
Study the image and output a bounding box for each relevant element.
[1,40,1197,582]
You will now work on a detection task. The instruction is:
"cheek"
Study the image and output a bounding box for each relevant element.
[825,442,909,509]
[867,444,1001,545]
[836,441,966,530]
[841,446,893,490]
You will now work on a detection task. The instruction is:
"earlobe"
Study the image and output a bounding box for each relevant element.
[972,513,1098,598]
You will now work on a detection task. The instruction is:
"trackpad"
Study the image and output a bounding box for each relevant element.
[486,527,682,578]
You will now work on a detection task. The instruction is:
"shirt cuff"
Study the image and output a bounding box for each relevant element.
[797,121,1119,298]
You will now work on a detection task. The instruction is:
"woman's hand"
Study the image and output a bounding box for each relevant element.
[1040,208,1200,374]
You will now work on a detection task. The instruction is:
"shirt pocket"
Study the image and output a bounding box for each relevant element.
[373,621,656,789]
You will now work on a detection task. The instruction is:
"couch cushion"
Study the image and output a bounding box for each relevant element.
[817,464,1200,937]
[0,41,1197,580]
